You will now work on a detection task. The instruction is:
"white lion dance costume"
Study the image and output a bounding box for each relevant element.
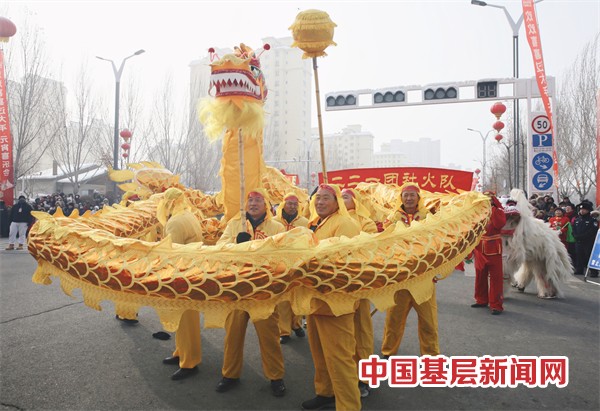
[502,189,574,299]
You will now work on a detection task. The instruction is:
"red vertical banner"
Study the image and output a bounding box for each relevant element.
[596,89,600,207]
[0,49,14,206]
[522,0,558,186]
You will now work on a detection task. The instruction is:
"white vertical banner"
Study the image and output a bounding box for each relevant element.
[527,110,558,199]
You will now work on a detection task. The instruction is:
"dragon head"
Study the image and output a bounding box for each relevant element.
[199,43,270,140]
[209,43,269,103]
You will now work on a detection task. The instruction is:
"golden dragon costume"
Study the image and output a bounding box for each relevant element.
[28,43,492,332]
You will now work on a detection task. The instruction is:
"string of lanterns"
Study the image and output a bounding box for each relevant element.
[490,102,507,142]
[120,129,132,160]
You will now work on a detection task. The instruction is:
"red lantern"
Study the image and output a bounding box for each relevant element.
[122,152,129,158]
[490,102,507,120]
[493,121,505,132]
[0,17,17,42]
[495,134,503,142]
[121,143,130,150]
[475,168,481,175]
[120,129,132,140]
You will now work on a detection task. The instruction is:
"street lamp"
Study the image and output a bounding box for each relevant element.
[467,128,494,189]
[96,49,145,195]
[471,0,544,189]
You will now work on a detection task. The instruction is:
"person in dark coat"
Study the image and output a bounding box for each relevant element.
[6,196,33,250]
[572,200,599,277]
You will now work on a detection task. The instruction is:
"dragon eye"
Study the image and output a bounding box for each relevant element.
[250,65,261,78]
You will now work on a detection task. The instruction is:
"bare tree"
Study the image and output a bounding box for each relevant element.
[50,64,102,194]
[182,118,222,192]
[5,14,65,180]
[142,74,191,175]
[555,34,599,202]
[488,35,598,199]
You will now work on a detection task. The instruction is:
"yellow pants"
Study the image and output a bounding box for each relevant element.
[307,313,361,411]
[381,288,440,356]
[277,301,302,337]
[172,310,202,368]
[222,310,285,380]
[353,300,374,364]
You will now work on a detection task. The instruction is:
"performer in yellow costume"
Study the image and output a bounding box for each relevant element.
[157,188,204,380]
[341,188,376,398]
[381,183,440,357]
[274,193,309,344]
[302,184,361,411]
[215,189,287,397]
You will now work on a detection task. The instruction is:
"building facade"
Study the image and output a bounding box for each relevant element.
[188,37,312,180]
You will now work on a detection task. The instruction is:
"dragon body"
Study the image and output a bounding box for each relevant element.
[28,43,491,332]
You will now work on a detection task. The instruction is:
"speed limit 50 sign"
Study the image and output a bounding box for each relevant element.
[532,115,551,134]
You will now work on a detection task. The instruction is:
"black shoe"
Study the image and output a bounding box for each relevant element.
[359,381,371,398]
[301,395,335,410]
[382,354,390,360]
[215,377,240,393]
[115,314,139,325]
[171,367,198,380]
[153,331,171,340]
[491,309,502,315]
[517,286,525,292]
[280,335,291,344]
[470,303,488,308]
[163,356,179,365]
[293,327,306,338]
[270,379,286,397]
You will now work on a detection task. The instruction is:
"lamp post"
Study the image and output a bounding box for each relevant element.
[96,49,145,194]
[471,0,544,189]
[467,128,494,189]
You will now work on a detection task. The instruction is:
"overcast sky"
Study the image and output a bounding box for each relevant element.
[2,0,599,172]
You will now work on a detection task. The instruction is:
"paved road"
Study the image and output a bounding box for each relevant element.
[1,246,598,410]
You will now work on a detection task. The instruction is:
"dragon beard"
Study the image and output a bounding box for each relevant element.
[198,97,265,142]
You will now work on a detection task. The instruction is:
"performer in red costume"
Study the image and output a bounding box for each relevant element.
[472,192,507,315]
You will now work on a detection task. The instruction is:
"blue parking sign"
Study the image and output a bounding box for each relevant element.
[532,134,553,147]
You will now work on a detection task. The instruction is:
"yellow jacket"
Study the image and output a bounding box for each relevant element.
[165,210,203,244]
[348,209,378,234]
[217,217,285,245]
[311,211,361,315]
[384,207,430,228]
[274,214,309,231]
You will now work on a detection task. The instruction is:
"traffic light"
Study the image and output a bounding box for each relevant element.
[325,92,358,108]
[477,81,498,98]
[423,86,458,100]
[372,88,406,105]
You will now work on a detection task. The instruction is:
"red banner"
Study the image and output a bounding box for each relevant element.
[320,167,474,193]
[280,169,300,186]
[597,88,599,207]
[0,49,14,206]
[522,0,558,185]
